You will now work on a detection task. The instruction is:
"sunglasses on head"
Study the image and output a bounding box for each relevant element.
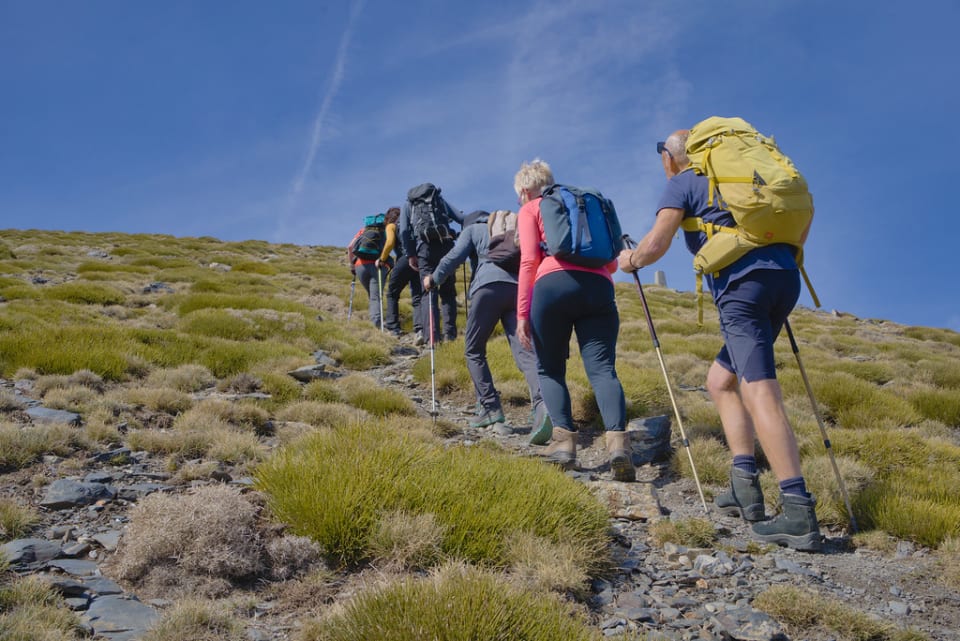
[656,141,672,157]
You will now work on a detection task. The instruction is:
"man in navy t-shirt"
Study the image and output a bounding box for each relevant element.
[619,130,821,552]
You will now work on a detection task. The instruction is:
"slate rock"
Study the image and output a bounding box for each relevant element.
[47,558,99,576]
[712,607,788,641]
[1,538,62,564]
[25,406,82,426]
[40,479,116,509]
[287,364,338,382]
[83,595,160,641]
[92,530,123,552]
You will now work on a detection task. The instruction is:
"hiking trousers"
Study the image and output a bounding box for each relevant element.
[417,239,457,342]
[529,269,626,431]
[465,281,542,413]
[356,262,387,328]
[384,256,423,335]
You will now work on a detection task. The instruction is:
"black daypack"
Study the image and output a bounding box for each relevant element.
[407,183,452,243]
[538,184,623,268]
[485,209,520,274]
[352,213,386,258]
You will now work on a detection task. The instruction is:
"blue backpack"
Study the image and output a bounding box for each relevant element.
[538,184,623,268]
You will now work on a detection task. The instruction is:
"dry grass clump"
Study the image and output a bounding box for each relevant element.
[0,498,40,541]
[275,401,367,429]
[936,536,960,590]
[753,584,928,641]
[120,386,194,415]
[146,364,216,392]
[41,385,100,412]
[256,422,610,572]
[798,454,874,529]
[298,563,599,641]
[367,511,446,571]
[503,530,593,596]
[217,372,263,394]
[650,518,717,548]
[0,574,84,640]
[302,379,343,403]
[175,399,271,435]
[0,422,88,471]
[112,486,268,597]
[0,390,24,412]
[141,599,246,641]
[674,435,729,487]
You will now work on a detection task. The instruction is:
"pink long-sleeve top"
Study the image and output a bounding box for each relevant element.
[516,197,618,320]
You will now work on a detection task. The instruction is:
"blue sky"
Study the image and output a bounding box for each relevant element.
[2,1,958,330]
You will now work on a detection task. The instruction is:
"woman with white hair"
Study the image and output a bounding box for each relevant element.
[514,159,632,481]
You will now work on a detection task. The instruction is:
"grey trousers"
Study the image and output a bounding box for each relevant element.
[356,262,387,329]
[465,281,541,413]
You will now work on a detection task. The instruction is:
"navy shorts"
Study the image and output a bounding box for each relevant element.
[714,269,800,382]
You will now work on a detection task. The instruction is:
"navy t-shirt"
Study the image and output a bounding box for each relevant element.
[656,169,798,300]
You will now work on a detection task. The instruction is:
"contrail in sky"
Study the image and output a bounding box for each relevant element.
[289,0,366,204]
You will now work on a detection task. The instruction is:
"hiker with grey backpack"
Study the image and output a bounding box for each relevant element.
[398,182,464,346]
[423,209,547,436]
[619,122,822,552]
[514,158,635,482]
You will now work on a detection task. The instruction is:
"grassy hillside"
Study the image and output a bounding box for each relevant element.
[1,228,958,545]
[1,228,958,640]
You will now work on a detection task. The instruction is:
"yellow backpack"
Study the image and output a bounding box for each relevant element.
[682,116,820,322]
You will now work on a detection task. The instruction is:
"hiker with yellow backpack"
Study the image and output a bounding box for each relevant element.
[618,117,822,552]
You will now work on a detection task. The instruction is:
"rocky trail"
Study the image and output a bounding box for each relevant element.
[2,340,959,641]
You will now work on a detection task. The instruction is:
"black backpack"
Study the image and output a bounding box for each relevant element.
[352,213,386,258]
[485,209,520,274]
[407,183,452,243]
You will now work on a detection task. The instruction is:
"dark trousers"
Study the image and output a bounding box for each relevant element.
[384,256,423,334]
[417,239,457,342]
[530,269,625,431]
[465,281,541,412]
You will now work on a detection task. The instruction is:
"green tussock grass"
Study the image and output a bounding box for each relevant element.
[255,422,610,572]
[0,574,85,640]
[43,281,126,305]
[298,564,600,641]
[650,517,716,548]
[142,599,246,641]
[754,584,928,641]
[0,498,40,541]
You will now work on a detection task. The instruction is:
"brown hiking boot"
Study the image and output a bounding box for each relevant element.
[542,427,577,470]
[605,430,636,482]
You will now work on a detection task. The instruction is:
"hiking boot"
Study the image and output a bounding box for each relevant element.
[606,430,636,482]
[529,406,553,446]
[490,422,513,436]
[751,492,822,552]
[542,427,577,469]
[715,467,766,522]
[470,408,505,429]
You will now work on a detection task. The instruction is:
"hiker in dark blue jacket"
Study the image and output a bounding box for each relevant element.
[398,183,463,345]
[423,210,546,435]
[619,130,821,552]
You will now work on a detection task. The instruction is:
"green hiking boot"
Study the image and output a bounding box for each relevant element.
[715,467,766,522]
[529,406,553,445]
[470,408,505,429]
[751,492,823,552]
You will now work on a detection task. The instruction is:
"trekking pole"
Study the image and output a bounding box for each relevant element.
[347,273,356,322]
[427,288,438,423]
[623,235,708,512]
[783,318,858,533]
[377,264,385,332]
[462,262,469,317]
